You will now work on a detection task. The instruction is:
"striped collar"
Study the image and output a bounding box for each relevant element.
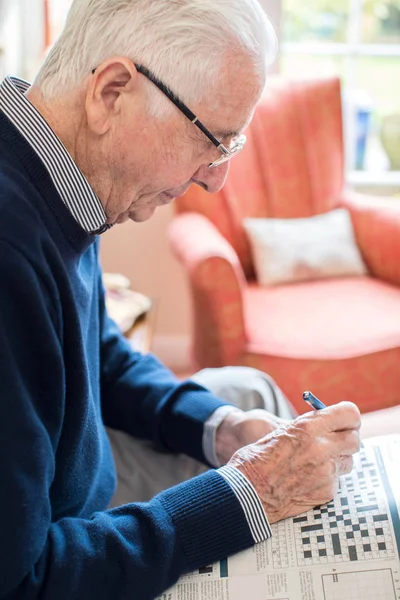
[0,76,110,235]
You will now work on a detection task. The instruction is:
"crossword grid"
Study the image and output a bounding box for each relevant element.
[271,447,396,569]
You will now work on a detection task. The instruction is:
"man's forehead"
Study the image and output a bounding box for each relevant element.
[205,79,261,139]
[194,60,261,140]
[213,110,255,140]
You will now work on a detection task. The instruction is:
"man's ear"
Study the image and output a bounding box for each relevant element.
[85,57,139,135]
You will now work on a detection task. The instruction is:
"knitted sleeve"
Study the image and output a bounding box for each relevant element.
[98,268,232,464]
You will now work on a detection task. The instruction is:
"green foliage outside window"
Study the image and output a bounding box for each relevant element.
[283,0,400,44]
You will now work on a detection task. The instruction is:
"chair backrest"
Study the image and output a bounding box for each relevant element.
[175,77,345,278]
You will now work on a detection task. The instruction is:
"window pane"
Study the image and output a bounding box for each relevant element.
[355,57,400,171]
[362,1,400,44]
[283,0,350,43]
[281,54,348,81]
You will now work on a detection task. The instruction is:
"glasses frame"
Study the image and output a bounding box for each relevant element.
[92,63,246,168]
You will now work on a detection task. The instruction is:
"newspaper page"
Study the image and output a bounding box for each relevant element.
[157,435,400,600]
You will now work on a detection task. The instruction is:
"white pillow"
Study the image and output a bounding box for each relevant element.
[243,208,368,286]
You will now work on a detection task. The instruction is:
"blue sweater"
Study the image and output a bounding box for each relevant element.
[0,112,255,599]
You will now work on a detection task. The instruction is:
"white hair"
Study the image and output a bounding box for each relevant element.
[35,0,277,115]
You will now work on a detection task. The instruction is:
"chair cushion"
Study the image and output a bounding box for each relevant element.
[244,276,400,359]
[243,209,367,286]
[242,276,400,413]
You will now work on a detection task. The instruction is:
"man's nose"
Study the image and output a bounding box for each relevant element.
[191,161,230,194]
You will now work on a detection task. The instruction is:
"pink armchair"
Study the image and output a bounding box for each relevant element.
[169,77,400,414]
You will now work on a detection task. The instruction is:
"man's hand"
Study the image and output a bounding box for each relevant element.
[227,402,361,523]
[215,409,291,466]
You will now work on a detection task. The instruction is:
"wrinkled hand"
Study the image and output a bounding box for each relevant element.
[227,402,361,523]
[215,409,292,466]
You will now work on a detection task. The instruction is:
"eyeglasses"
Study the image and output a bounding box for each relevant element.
[92,63,246,168]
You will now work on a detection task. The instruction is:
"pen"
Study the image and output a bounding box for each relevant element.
[303,390,326,411]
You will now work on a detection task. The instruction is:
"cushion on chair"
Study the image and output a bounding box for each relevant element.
[243,209,368,286]
[244,277,400,359]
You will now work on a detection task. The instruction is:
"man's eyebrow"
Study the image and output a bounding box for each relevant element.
[213,129,240,139]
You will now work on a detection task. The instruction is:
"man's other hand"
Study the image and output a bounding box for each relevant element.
[227,402,361,523]
[215,409,291,466]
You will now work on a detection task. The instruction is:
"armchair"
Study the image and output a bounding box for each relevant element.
[169,77,400,414]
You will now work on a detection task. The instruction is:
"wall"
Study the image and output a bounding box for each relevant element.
[0,0,24,76]
[100,205,193,369]
[0,0,43,79]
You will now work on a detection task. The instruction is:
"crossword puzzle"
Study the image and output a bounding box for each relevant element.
[271,447,396,569]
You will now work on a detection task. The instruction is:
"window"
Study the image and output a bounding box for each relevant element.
[281,0,400,186]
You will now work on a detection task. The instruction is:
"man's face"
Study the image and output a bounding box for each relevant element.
[84,55,263,224]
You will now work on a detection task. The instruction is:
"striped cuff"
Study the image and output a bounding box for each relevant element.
[218,465,272,544]
[202,405,243,467]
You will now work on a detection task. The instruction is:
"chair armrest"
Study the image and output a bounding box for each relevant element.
[168,212,247,367]
[340,192,400,287]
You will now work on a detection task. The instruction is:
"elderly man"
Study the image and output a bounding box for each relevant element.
[0,0,361,598]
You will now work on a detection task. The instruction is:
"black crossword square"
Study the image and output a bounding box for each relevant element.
[363,544,372,552]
